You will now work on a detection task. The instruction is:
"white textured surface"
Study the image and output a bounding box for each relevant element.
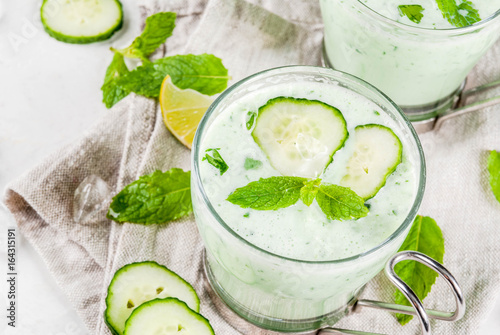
[0,0,499,334]
[0,0,141,334]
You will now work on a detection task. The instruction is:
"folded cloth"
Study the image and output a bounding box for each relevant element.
[4,0,500,334]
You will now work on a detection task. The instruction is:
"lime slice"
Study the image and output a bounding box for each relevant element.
[159,76,214,149]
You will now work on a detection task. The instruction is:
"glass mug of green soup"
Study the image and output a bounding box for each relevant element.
[191,66,464,334]
[320,0,500,125]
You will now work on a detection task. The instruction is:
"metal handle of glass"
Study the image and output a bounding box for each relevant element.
[317,251,466,335]
[433,79,500,131]
[416,79,500,133]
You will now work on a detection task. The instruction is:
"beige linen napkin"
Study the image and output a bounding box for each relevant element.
[4,0,500,334]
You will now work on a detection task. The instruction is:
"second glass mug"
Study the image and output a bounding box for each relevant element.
[320,0,500,122]
[191,66,429,333]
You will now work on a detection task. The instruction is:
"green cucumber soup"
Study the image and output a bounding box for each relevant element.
[320,0,500,110]
[191,67,425,332]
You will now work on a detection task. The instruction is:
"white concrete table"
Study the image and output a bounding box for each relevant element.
[0,1,499,334]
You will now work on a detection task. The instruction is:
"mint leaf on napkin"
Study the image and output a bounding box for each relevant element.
[398,5,425,24]
[101,12,229,108]
[435,0,481,27]
[227,176,307,210]
[117,54,229,98]
[101,53,130,108]
[394,215,445,325]
[116,12,176,61]
[316,183,368,220]
[107,169,192,224]
[203,148,229,175]
[488,150,500,204]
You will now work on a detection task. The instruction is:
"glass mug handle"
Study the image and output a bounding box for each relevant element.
[317,251,466,335]
[417,79,500,133]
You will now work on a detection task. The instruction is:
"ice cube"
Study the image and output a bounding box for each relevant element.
[295,132,328,160]
[73,175,112,224]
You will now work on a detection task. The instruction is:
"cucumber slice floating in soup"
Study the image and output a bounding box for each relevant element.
[124,298,215,335]
[340,124,403,200]
[252,97,348,178]
[105,261,200,335]
[41,0,123,44]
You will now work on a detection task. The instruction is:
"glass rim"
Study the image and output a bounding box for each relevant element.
[192,65,426,265]
[353,0,500,34]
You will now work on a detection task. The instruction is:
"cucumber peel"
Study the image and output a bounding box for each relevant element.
[252,97,348,178]
[340,124,403,199]
[41,0,123,44]
[124,298,215,335]
[105,261,200,335]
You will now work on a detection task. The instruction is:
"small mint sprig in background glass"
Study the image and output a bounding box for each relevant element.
[226,176,369,221]
[435,0,481,28]
[398,5,425,24]
[397,1,481,27]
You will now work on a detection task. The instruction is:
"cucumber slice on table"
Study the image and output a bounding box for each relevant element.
[340,124,402,199]
[124,298,215,335]
[41,0,123,44]
[105,261,200,335]
[252,97,348,178]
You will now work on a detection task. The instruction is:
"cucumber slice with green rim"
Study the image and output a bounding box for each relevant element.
[41,0,123,44]
[252,97,348,178]
[105,261,200,335]
[124,298,215,335]
[340,124,403,199]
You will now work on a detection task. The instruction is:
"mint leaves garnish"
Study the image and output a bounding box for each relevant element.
[316,184,369,220]
[300,179,321,206]
[203,148,229,175]
[398,5,425,24]
[227,177,307,210]
[394,215,444,325]
[227,177,368,220]
[101,12,229,108]
[435,0,481,28]
[107,169,191,224]
[488,150,500,204]
[115,12,176,61]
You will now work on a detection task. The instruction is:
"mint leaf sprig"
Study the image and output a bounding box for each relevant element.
[227,176,369,221]
[107,168,192,224]
[101,12,230,108]
[117,54,229,98]
[394,215,445,325]
[436,0,481,28]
